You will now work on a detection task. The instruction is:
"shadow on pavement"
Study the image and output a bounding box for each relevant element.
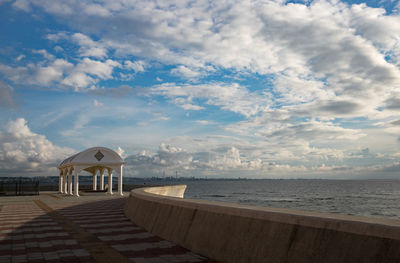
[0,195,213,263]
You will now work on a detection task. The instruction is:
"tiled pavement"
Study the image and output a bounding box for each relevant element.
[0,192,214,263]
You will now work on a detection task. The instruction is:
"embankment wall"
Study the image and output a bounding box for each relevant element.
[124,185,400,263]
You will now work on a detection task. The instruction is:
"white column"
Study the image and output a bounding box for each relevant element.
[118,165,123,196]
[68,169,73,195]
[100,169,104,190]
[107,169,113,195]
[61,175,65,193]
[60,175,63,193]
[74,167,79,197]
[59,174,63,193]
[93,171,97,191]
[63,173,67,194]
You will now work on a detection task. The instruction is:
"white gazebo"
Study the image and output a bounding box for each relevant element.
[58,147,125,197]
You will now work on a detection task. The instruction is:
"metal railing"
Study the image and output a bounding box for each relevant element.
[0,177,40,196]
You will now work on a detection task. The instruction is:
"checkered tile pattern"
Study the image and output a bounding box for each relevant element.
[50,198,211,263]
[0,193,213,263]
[0,200,94,263]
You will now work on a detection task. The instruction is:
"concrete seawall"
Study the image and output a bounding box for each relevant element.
[124,185,400,263]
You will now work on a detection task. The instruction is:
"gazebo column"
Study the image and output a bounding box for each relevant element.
[61,175,65,193]
[93,170,97,191]
[118,165,123,196]
[63,172,67,194]
[68,168,73,195]
[107,168,113,195]
[59,173,63,193]
[74,167,79,197]
[100,169,105,190]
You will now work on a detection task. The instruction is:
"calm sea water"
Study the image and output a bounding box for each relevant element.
[181,179,400,220]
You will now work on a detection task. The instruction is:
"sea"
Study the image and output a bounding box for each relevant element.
[180,179,400,220]
[28,176,400,220]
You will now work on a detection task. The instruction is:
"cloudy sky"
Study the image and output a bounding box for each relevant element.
[1,0,400,178]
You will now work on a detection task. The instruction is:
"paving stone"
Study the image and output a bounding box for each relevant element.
[50,239,64,246]
[38,242,52,248]
[64,240,77,245]
[11,254,28,263]
[146,257,167,263]
[0,193,214,263]
[0,244,11,250]
[71,249,90,257]
[12,244,25,250]
[130,257,148,263]
[0,255,11,263]
[24,242,38,248]
[26,252,43,261]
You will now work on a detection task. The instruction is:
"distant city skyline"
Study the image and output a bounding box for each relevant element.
[1,0,400,178]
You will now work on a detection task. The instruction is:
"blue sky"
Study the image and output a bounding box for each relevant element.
[1,0,400,178]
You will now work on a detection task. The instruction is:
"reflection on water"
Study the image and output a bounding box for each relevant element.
[182,179,400,220]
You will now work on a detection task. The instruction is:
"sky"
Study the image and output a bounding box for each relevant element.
[0,0,400,179]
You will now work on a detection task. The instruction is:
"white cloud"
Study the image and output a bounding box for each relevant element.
[0,81,16,109]
[0,118,74,175]
[120,132,400,178]
[93,99,103,107]
[54,46,64,52]
[150,82,270,116]
[125,143,194,174]
[349,4,400,66]
[179,103,205,111]
[136,113,170,127]
[273,72,334,104]
[116,146,126,158]
[47,32,107,58]
[82,3,111,17]
[0,56,119,91]
[0,63,30,84]
[32,49,55,60]
[35,59,73,86]
[124,60,146,73]
[122,141,347,177]
[75,58,120,80]
[171,65,202,79]
[12,0,30,11]
[152,116,169,121]
[196,120,215,125]
[61,72,94,90]
[45,32,67,42]
[211,146,242,169]
[71,33,108,58]
[15,54,25,61]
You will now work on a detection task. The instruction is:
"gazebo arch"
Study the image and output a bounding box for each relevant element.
[58,147,125,196]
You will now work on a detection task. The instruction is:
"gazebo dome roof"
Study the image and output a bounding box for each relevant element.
[58,146,124,168]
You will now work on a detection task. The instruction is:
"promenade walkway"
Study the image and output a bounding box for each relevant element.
[0,192,213,263]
